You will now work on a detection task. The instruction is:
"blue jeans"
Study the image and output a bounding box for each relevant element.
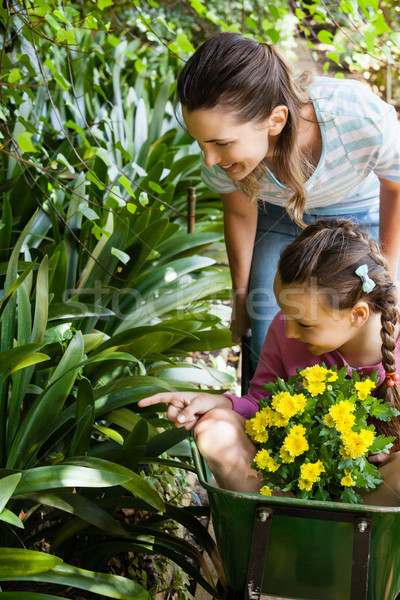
[248,203,381,364]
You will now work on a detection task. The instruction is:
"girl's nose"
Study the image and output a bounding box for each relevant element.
[203,147,221,167]
[285,320,300,340]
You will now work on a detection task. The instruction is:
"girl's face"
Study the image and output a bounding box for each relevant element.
[182,106,274,181]
[273,275,359,356]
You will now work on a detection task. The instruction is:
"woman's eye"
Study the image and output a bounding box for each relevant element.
[215,142,229,147]
[299,323,311,328]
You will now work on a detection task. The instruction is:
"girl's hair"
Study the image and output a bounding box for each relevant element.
[278,217,400,444]
[177,32,313,226]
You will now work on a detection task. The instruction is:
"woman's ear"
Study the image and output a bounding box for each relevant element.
[351,301,370,327]
[267,105,288,136]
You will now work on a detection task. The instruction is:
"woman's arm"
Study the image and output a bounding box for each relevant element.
[379,177,400,280]
[220,190,258,342]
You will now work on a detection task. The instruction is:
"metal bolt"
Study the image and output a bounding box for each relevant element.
[259,509,270,522]
[358,519,368,533]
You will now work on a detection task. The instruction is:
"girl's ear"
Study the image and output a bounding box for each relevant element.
[351,301,370,327]
[267,105,288,136]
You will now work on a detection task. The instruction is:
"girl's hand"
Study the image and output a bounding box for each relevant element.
[137,392,232,430]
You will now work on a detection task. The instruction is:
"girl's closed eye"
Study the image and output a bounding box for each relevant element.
[215,142,230,146]
[298,322,312,328]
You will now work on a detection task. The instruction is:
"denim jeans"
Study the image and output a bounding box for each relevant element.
[248,203,382,364]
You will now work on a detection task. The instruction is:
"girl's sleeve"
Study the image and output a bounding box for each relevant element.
[201,155,238,193]
[224,312,288,419]
[374,106,400,182]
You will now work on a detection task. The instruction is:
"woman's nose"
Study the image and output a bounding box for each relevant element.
[203,147,221,167]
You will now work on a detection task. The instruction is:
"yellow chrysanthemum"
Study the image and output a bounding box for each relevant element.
[328,400,356,432]
[354,379,376,401]
[271,391,307,420]
[298,460,325,491]
[298,478,314,491]
[340,475,355,487]
[260,485,272,496]
[245,408,273,442]
[281,424,309,458]
[324,413,335,428]
[327,371,338,382]
[300,365,339,396]
[300,365,329,382]
[254,449,280,472]
[340,429,375,459]
[279,447,296,463]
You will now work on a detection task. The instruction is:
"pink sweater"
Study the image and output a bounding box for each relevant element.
[226,310,400,419]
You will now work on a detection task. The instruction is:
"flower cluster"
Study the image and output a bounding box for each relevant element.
[246,365,399,503]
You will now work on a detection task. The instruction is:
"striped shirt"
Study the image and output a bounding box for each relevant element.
[201,77,400,214]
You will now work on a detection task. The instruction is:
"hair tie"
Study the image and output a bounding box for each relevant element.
[385,372,399,387]
[355,264,376,293]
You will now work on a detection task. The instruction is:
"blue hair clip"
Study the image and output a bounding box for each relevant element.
[355,264,376,293]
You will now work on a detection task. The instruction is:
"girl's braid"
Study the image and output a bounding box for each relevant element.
[366,239,400,445]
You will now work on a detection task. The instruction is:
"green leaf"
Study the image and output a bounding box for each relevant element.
[0,594,66,599]
[6,563,150,600]
[98,0,114,9]
[17,490,126,536]
[317,30,333,44]
[118,175,135,198]
[111,247,130,264]
[0,548,62,577]
[174,33,195,53]
[0,472,21,512]
[65,457,165,512]
[0,507,24,528]
[78,202,99,221]
[17,131,37,153]
[7,68,21,84]
[13,465,131,495]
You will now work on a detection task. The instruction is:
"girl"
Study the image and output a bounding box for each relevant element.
[177,32,400,359]
[138,218,400,506]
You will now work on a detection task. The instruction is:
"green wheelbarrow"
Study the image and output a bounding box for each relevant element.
[191,439,400,600]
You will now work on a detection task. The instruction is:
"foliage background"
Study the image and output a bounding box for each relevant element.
[0,0,399,598]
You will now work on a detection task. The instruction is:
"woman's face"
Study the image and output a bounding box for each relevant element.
[273,275,358,356]
[182,106,273,181]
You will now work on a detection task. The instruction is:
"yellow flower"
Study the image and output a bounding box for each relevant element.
[300,365,329,381]
[245,408,273,442]
[324,413,335,428]
[260,485,272,496]
[300,365,339,396]
[340,429,375,459]
[271,391,307,420]
[298,478,313,491]
[281,424,309,458]
[279,447,296,463]
[328,400,356,432]
[254,449,280,472]
[298,460,325,491]
[354,379,376,401]
[341,475,355,487]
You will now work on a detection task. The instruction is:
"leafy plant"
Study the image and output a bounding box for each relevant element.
[246,365,398,503]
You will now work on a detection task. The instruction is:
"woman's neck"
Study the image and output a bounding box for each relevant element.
[297,103,322,170]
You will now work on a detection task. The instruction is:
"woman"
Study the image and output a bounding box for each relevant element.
[177,32,400,360]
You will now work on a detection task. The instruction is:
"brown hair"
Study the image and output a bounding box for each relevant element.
[177,32,313,226]
[278,217,400,445]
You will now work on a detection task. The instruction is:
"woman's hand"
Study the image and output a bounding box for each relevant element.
[137,392,233,430]
[368,452,391,465]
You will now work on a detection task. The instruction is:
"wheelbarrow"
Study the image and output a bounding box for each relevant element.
[190,336,400,600]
